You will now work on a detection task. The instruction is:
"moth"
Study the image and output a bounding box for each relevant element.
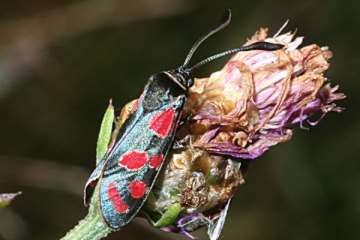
[84,9,283,230]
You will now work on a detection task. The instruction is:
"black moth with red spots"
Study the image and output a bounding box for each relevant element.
[83,9,283,230]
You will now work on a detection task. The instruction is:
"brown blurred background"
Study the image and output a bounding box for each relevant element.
[0,0,358,239]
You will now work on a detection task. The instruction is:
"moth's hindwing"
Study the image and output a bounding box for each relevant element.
[99,93,185,229]
[84,158,106,205]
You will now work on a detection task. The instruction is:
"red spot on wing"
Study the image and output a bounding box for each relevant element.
[129,180,147,199]
[119,151,148,170]
[149,154,164,169]
[149,108,176,137]
[107,181,129,213]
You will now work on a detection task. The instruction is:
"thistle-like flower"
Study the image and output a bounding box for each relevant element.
[186,27,344,159]
[144,27,345,238]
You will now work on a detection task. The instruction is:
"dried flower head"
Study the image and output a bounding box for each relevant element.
[143,26,345,238]
[185,27,345,159]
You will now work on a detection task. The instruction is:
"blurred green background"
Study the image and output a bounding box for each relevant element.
[0,0,358,239]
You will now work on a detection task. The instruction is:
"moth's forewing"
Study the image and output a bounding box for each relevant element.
[97,73,187,229]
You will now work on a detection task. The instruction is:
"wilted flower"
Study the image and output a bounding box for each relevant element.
[185,27,345,159]
[141,26,345,239]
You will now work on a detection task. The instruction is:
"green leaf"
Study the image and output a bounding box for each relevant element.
[0,192,21,208]
[96,100,115,163]
[154,203,182,228]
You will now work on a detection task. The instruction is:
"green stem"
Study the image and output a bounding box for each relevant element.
[60,212,110,240]
[61,102,115,240]
[60,187,112,240]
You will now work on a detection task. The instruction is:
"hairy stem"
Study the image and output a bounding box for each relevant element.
[60,187,112,240]
[61,102,114,240]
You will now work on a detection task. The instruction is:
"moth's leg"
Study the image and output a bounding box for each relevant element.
[178,111,192,128]
[172,140,185,150]
[172,135,193,150]
[138,210,158,227]
[141,203,182,228]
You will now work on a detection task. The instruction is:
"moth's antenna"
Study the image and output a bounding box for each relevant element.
[189,41,284,71]
[182,9,232,68]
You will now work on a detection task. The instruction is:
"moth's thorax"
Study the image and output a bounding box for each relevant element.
[142,71,187,111]
[150,67,193,92]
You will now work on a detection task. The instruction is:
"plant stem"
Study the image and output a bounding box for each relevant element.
[60,187,112,240]
[61,102,114,240]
